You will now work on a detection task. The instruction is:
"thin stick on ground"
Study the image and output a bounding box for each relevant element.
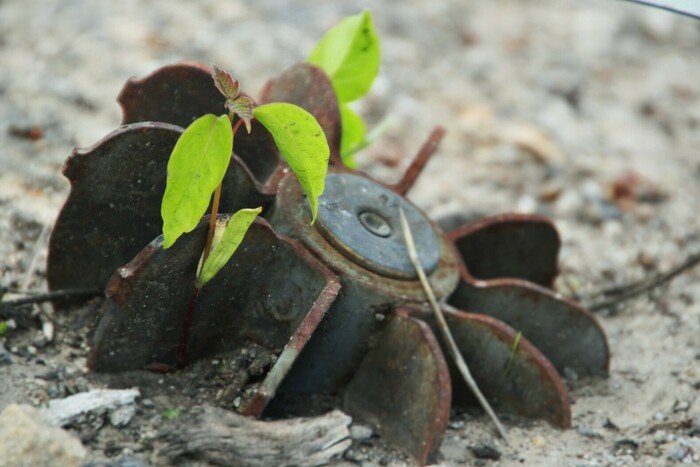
[21,222,53,292]
[399,208,508,441]
[586,250,700,311]
[1,288,101,308]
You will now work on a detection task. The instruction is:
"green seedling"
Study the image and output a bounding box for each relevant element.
[161,64,329,365]
[309,10,382,166]
[160,11,385,366]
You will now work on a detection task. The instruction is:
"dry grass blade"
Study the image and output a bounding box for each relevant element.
[399,208,508,441]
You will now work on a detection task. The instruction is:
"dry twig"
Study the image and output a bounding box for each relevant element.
[399,208,508,441]
[586,250,700,311]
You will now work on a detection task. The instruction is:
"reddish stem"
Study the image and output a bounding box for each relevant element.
[201,118,245,264]
[177,286,200,367]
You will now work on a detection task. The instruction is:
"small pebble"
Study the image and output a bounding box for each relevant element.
[470,443,501,460]
[531,435,546,447]
[666,442,692,462]
[449,420,465,430]
[0,341,12,366]
[673,400,690,412]
[350,424,373,440]
[577,426,602,439]
[563,367,579,383]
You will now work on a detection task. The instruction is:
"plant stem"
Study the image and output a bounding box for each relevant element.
[177,286,200,367]
[399,208,509,442]
[202,184,223,263]
[201,118,245,266]
[181,118,244,367]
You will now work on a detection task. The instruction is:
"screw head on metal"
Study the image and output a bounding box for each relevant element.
[359,211,392,238]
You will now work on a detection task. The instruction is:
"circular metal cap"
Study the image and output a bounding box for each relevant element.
[315,173,441,279]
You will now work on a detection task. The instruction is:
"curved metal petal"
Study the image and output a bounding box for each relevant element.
[260,63,342,165]
[118,62,226,128]
[449,275,610,377]
[47,122,274,293]
[447,213,561,287]
[343,311,451,465]
[406,305,570,428]
[90,217,340,417]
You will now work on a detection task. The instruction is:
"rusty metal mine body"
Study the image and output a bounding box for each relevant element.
[47,61,610,465]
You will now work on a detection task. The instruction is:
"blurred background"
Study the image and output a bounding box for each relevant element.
[1,0,699,464]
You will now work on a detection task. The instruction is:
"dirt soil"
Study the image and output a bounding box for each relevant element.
[1,0,700,466]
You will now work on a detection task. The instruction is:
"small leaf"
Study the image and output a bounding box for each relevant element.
[162,407,182,420]
[339,104,365,167]
[197,207,262,287]
[0,321,8,337]
[253,103,329,223]
[211,64,239,101]
[161,114,233,249]
[505,331,523,375]
[227,96,255,134]
[309,10,380,103]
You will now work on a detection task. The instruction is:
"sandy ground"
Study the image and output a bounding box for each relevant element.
[1,0,699,465]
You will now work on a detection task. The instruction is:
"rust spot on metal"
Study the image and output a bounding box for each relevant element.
[104,243,157,304]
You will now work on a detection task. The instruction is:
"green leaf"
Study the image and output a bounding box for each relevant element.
[253,103,329,223]
[197,207,262,287]
[339,104,365,168]
[309,10,380,103]
[161,114,233,249]
[0,321,8,337]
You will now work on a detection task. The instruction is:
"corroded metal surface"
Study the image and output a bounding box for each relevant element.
[119,62,226,128]
[407,305,571,428]
[447,213,561,287]
[269,168,461,393]
[47,123,274,294]
[316,173,441,279]
[48,122,182,293]
[450,274,610,377]
[344,312,451,465]
[260,63,342,164]
[90,216,340,411]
